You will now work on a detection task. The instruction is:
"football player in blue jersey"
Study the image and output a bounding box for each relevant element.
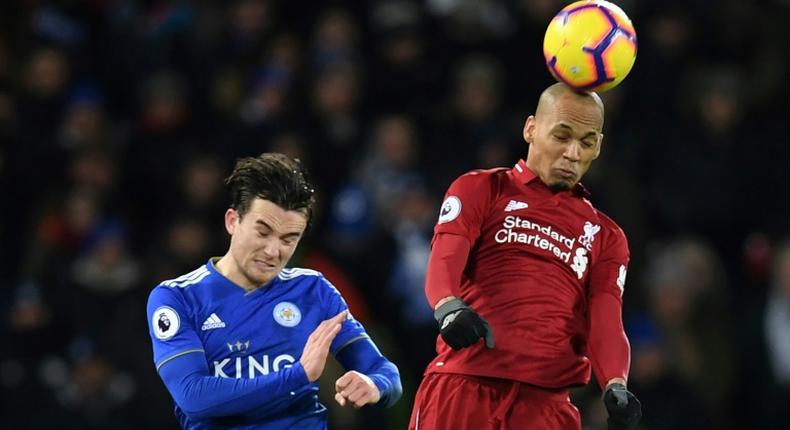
[146,153,402,429]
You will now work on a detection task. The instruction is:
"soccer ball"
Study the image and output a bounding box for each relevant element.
[543,0,637,93]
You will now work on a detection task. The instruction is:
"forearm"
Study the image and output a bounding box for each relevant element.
[336,338,402,408]
[365,360,402,408]
[159,353,309,420]
[425,233,471,307]
[588,292,631,389]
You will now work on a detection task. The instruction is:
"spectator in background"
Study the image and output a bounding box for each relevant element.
[358,114,425,221]
[428,55,516,188]
[307,58,364,195]
[763,243,790,403]
[14,46,71,191]
[645,237,734,429]
[175,153,227,230]
[739,241,790,428]
[368,1,439,115]
[647,68,745,253]
[622,315,709,430]
[385,185,437,376]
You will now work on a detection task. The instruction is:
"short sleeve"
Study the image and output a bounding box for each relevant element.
[433,171,494,243]
[587,222,630,301]
[318,276,370,355]
[147,286,205,371]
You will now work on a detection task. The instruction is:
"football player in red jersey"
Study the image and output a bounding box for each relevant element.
[409,83,641,430]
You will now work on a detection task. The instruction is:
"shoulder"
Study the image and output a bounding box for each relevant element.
[450,167,509,188]
[444,167,510,204]
[278,267,324,282]
[594,207,626,239]
[157,264,212,290]
[583,201,629,251]
[278,268,341,303]
[148,264,211,309]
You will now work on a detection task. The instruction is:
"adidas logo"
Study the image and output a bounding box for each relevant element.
[201,313,226,331]
[504,200,529,212]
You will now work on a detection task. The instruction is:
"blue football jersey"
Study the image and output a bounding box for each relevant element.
[147,258,370,429]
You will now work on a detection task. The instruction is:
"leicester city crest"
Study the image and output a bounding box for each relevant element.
[273,302,302,327]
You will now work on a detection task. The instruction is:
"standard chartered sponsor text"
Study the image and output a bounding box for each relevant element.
[495,215,575,262]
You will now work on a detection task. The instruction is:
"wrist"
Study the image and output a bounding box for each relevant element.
[368,373,387,403]
[605,377,627,389]
[433,297,469,326]
[434,296,457,310]
[288,362,311,387]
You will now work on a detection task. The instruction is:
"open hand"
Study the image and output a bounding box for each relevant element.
[299,311,346,382]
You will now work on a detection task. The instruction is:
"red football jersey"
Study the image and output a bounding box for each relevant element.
[426,160,630,388]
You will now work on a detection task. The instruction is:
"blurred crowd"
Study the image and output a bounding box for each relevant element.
[0,0,789,429]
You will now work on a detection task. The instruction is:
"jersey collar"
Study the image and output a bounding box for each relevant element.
[511,159,591,198]
[207,257,279,296]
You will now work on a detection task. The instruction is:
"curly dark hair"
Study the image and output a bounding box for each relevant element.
[224,153,316,223]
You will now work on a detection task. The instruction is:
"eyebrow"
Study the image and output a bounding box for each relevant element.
[255,220,302,238]
[555,123,599,139]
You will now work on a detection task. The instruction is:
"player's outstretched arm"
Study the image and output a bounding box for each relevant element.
[157,311,346,421]
[333,337,402,408]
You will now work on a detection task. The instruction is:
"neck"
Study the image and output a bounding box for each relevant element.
[524,157,550,186]
[215,253,258,292]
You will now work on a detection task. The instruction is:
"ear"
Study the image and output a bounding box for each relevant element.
[593,133,604,160]
[523,115,536,144]
[224,208,238,235]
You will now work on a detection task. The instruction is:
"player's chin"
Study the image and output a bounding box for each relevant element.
[547,179,574,193]
[249,262,280,283]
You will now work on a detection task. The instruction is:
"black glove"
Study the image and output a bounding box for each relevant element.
[434,298,495,350]
[603,383,642,430]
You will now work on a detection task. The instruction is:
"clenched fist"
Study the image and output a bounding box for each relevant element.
[334,370,381,408]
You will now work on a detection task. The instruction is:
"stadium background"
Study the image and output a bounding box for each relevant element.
[1,0,789,429]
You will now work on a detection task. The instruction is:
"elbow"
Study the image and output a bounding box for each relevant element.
[386,375,403,408]
[175,397,215,422]
[179,401,217,422]
[172,378,217,421]
[180,407,213,422]
[376,363,403,409]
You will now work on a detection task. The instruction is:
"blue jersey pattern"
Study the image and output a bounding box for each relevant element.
[147,259,369,429]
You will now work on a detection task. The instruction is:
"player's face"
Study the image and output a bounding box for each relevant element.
[225,198,308,288]
[523,96,603,191]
